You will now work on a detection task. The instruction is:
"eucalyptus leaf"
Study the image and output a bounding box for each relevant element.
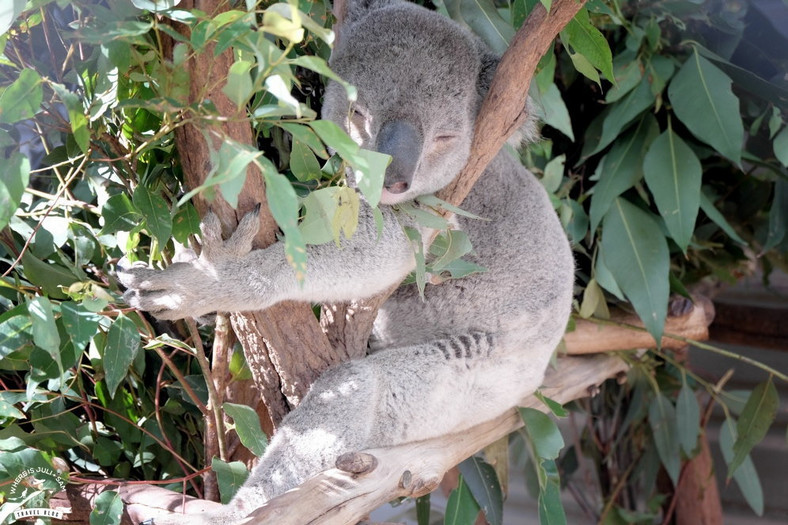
[211,458,249,504]
[223,402,268,457]
[103,315,141,399]
[561,8,614,83]
[0,69,42,124]
[729,379,778,479]
[90,490,123,525]
[643,128,702,253]
[518,407,564,460]
[719,418,764,515]
[648,392,680,485]
[0,153,30,231]
[774,126,788,167]
[676,378,700,456]
[699,189,746,245]
[444,474,481,525]
[0,305,32,359]
[600,199,669,343]
[668,50,744,166]
[264,171,307,280]
[133,185,173,245]
[458,456,503,525]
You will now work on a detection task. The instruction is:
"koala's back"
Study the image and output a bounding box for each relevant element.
[372,151,574,353]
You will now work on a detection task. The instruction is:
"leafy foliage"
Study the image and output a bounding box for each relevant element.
[0,0,785,524]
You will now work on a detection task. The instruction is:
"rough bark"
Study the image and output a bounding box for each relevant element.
[169,0,346,431]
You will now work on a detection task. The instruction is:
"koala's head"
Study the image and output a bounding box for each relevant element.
[322,0,499,205]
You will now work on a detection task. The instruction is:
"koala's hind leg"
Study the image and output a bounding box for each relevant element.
[223,331,551,518]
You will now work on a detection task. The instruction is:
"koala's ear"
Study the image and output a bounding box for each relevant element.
[477,50,500,99]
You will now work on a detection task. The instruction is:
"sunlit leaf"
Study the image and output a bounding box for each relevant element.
[133,185,173,246]
[211,458,248,504]
[90,490,123,525]
[289,139,323,182]
[0,68,42,124]
[223,403,268,457]
[28,296,60,358]
[0,0,25,36]
[60,302,100,354]
[669,50,744,166]
[0,305,32,359]
[104,315,141,399]
[0,152,30,231]
[222,60,254,108]
[264,171,307,280]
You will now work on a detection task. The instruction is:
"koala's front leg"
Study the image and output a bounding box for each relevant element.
[118,209,274,320]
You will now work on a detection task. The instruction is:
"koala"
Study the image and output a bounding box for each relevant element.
[119,0,574,523]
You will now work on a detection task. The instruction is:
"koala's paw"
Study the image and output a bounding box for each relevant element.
[117,208,260,320]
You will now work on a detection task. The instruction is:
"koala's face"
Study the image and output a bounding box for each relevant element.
[322,4,482,205]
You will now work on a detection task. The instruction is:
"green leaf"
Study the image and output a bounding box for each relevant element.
[541,154,565,194]
[28,296,61,358]
[518,407,564,460]
[533,392,569,418]
[719,418,764,515]
[310,120,360,161]
[279,122,328,159]
[265,74,301,117]
[211,458,249,504]
[404,226,426,298]
[588,114,658,235]
[561,8,614,84]
[458,456,503,525]
[699,189,746,245]
[0,152,30,230]
[60,302,101,354]
[676,378,700,456]
[538,460,566,525]
[534,82,574,141]
[774,126,788,167]
[762,178,787,254]
[648,392,680,485]
[643,128,702,253]
[0,68,42,124]
[90,490,123,525]
[222,60,254,108]
[289,139,323,182]
[103,315,141,399]
[223,402,268,457]
[133,185,173,245]
[416,494,431,525]
[264,171,306,280]
[668,50,744,166]
[290,55,357,102]
[354,149,390,208]
[444,474,481,525]
[457,0,515,55]
[100,193,142,235]
[588,75,655,157]
[51,82,90,154]
[729,379,779,479]
[20,251,79,299]
[0,305,32,359]
[605,55,643,103]
[601,199,669,343]
[172,204,200,244]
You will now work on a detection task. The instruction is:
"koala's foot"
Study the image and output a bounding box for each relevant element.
[117,208,260,320]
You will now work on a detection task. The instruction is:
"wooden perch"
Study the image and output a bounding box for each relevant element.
[565,295,715,355]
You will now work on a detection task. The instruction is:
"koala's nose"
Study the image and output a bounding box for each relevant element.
[385,181,409,194]
[376,120,422,194]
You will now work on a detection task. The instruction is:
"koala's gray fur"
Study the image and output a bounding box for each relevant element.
[119,1,574,523]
